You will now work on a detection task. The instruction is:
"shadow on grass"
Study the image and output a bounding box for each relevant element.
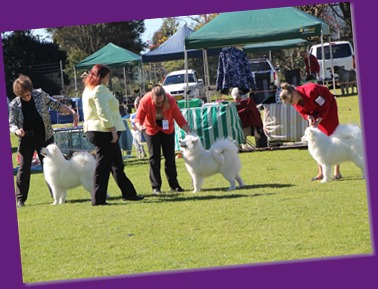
[27,183,295,207]
[107,183,294,204]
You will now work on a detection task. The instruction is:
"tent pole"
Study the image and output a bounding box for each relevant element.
[139,61,145,94]
[320,32,326,86]
[329,36,336,94]
[123,67,128,104]
[184,48,189,108]
[203,49,210,103]
[154,63,157,84]
[74,67,78,98]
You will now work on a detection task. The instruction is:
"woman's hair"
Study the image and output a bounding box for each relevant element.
[134,96,141,109]
[84,64,111,88]
[279,82,296,104]
[13,74,33,96]
[151,84,169,109]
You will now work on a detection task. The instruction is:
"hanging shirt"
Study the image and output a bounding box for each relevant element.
[216,47,255,92]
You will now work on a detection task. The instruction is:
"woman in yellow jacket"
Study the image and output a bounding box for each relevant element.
[82,64,144,206]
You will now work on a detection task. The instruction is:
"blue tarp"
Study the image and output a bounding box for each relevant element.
[142,25,222,63]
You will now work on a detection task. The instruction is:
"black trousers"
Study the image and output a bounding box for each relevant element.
[16,134,54,203]
[143,130,180,190]
[86,131,137,205]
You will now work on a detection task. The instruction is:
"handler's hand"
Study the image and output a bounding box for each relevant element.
[111,132,118,143]
[15,128,26,137]
[308,115,316,126]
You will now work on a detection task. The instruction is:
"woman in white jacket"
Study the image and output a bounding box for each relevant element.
[82,64,144,205]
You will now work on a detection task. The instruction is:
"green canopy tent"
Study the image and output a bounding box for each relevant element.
[185,8,329,49]
[184,7,331,99]
[74,42,142,98]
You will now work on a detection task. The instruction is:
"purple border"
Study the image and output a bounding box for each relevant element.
[0,0,376,288]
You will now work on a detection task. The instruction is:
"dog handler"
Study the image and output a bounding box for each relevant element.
[82,64,144,205]
[9,74,78,207]
[279,82,341,181]
[134,85,191,194]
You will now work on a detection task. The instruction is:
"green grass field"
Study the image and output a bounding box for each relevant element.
[11,91,372,283]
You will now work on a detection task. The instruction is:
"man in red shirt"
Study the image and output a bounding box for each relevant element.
[300,50,320,81]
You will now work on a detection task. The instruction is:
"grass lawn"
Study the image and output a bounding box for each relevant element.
[12,90,372,283]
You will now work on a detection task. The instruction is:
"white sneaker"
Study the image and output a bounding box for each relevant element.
[152,188,161,195]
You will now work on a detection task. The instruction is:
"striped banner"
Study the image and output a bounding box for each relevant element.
[175,102,244,150]
[263,103,308,142]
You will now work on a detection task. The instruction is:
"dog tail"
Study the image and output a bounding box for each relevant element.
[333,124,361,140]
[72,152,97,169]
[210,138,239,164]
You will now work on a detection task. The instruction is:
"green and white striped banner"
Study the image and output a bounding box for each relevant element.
[175,102,244,150]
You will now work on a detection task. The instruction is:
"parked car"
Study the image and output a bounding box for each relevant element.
[309,41,355,82]
[249,58,279,88]
[162,69,205,100]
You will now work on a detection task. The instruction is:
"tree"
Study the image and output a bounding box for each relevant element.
[2,31,67,99]
[48,21,147,56]
[45,21,147,97]
[296,3,353,43]
[328,2,353,43]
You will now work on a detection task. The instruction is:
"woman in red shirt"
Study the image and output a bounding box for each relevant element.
[279,82,342,181]
[134,85,191,194]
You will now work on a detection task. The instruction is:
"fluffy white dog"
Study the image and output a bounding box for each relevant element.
[179,135,245,192]
[302,124,364,183]
[41,143,96,205]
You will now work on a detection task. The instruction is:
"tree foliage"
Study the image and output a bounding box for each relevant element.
[150,18,179,50]
[45,21,146,96]
[2,31,67,99]
[296,3,353,43]
[48,21,146,56]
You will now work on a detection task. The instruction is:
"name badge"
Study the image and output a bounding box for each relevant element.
[162,120,169,130]
[315,95,325,106]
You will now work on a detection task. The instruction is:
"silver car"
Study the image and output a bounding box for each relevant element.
[162,69,205,100]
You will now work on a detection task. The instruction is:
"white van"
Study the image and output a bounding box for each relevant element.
[309,41,355,81]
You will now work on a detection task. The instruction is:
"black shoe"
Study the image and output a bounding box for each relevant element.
[171,186,184,192]
[93,202,111,206]
[123,195,145,201]
[17,200,25,207]
[332,174,343,180]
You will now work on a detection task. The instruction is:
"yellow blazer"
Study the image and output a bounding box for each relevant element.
[82,84,125,132]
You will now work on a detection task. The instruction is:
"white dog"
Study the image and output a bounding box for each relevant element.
[41,143,96,205]
[302,124,364,183]
[179,135,245,192]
